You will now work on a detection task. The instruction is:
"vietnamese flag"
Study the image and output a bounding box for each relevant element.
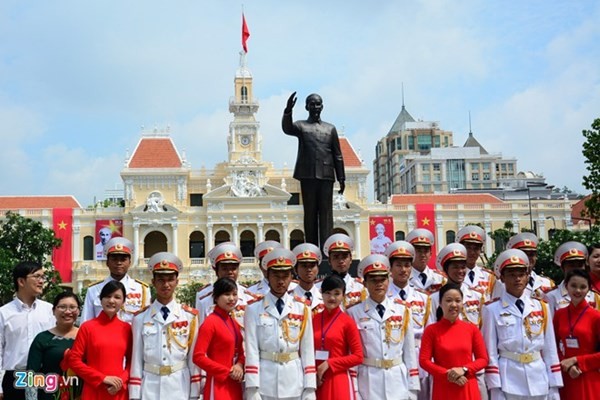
[415,203,437,269]
[52,208,73,282]
[242,13,250,53]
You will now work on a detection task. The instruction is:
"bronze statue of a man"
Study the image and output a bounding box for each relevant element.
[282,92,345,249]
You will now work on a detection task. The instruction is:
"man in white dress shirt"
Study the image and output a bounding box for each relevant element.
[0,261,55,400]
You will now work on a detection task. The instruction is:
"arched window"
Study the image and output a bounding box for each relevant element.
[241,86,248,102]
[446,230,456,245]
[240,230,256,257]
[290,229,305,250]
[144,231,168,258]
[189,231,205,258]
[83,235,94,260]
[265,229,280,242]
[215,230,231,246]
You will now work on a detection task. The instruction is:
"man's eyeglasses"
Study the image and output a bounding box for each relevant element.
[27,273,45,281]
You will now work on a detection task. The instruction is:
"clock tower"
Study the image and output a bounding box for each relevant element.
[228,51,262,163]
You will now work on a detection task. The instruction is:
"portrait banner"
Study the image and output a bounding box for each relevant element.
[95,219,123,260]
[369,216,394,254]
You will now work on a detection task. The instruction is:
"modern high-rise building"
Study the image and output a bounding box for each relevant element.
[373,104,525,200]
[373,103,453,202]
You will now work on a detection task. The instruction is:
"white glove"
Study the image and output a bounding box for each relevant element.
[301,388,316,400]
[490,388,506,400]
[547,387,560,400]
[245,387,262,400]
[407,390,418,400]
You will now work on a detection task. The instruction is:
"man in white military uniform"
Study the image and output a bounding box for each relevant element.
[384,241,433,400]
[545,241,600,314]
[504,233,555,299]
[430,243,488,399]
[319,233,366,309]
[482,249,562,400]
[347,254,419,400]
[82,237,151,324]
[130,252,201,400]
[406,228,446,294]
[291,243,324,315]
[457,226,496,301]
[244,248,316,400]
[247,240,284,296]
[195,242,255,327]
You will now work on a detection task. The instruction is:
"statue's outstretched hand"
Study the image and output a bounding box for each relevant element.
[285,91,297,113]
[338,180,345,195]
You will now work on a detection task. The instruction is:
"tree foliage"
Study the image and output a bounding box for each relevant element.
[0,211,64,304]
[176,281,205,307]
[582,118,600,222]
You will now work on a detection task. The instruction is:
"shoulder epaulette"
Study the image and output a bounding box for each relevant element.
[293,295,311,305]
[198,291,213,301]
[432,269,447,276]
[238,282,247,289]
[393,298,408,305]
[134,279,149,287]
[244,289,261,299]
[354,277,364,284]
[88,280,103,288]
[247,296,263,305]
[532,295,548,303]
[546,286,560,294]
[480,268,495,275]
[471,287,485,295]
[133,305,150,316]
[484,298,500,305]
[345,300,362,309]
[415,288,429,296]
[182,304,199,315]
[315,278,323,283]
[540,286,554,294]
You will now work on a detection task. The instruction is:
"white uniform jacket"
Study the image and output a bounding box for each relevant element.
[130,300,201,400]
[290,284,325,316]
[545,281,600,315]
[196,283,256,328]
[464,266,497,301]
[387,283,433,380]
[409,268,446,294]
[244,292,316,398]
[347,297,419,400]
[82,274,151,324]
[482,293,562,397]
[430,283,485,328]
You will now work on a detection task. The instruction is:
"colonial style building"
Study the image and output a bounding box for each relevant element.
[0,56,576,293]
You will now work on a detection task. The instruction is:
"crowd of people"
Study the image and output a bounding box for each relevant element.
[1,229,600,400]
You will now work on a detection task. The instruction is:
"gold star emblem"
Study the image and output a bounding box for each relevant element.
[58,220,67,230]
[421,217,430,226]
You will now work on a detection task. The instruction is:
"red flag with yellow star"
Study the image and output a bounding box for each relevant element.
[415,203,437,269]
[52,208,73,282]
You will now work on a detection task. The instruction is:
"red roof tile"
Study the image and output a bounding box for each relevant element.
[340,137,362,168]
[0,196,81,209]
[128,137,182,168]
[391,193,504,205]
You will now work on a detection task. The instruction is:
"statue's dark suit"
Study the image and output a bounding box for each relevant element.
[282,102,345,248]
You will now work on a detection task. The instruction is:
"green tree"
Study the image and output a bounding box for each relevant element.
[0,211,64,304]
[486,221,515,270]
[582,118,600,222]
[176,281,205,307]
[536,226,600,284]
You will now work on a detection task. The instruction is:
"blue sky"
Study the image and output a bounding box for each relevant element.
[1,1,599,206]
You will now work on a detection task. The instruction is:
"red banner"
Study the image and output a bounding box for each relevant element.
[52,208,73,282]
[95,220,123,260]
[415,204,437,269]
[369,216,394,254]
